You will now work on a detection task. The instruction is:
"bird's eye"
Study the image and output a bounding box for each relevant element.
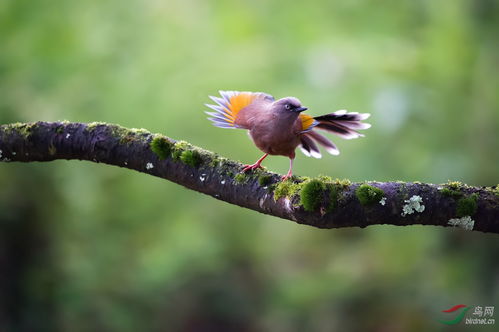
[285,104,291,110]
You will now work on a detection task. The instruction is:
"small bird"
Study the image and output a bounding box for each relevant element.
[205,91,371,181]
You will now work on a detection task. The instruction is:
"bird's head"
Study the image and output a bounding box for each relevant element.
[273,97,308,114]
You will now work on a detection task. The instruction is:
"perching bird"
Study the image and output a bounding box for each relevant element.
[205,91,371,180]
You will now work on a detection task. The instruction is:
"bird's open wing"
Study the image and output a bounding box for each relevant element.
[205,91,274,129]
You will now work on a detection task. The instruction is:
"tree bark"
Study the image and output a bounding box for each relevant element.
[1,121,498,234]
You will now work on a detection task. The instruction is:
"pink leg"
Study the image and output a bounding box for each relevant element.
[242,153,269,172]
[281,158,294,181]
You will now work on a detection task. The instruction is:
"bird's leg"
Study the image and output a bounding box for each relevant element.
[281,157,294,181]
[242,153,269,172]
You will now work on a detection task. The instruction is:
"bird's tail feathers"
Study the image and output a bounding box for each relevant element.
[300,131,340,158]
[300,134,322,159]
[314,110,371,140]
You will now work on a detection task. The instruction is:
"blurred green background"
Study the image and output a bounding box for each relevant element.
[1,0,498,331]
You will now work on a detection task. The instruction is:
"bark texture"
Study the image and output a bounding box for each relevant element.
[1,121,498,234]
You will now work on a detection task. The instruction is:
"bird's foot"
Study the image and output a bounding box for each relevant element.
[242,163,263,173]
[281,173,293,181]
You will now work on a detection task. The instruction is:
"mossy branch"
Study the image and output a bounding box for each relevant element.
[1,121,498,234]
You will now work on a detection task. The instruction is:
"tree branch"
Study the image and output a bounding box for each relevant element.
[1,121,498,233]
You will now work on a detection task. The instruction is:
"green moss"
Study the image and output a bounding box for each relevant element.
[318,176,351,188]
[172,149,182,160]
[85,123,151,145]
[150,135,172,160]
[440,187,463,198]
[447,181,463,190]
[274,180,302,201]
[234,173,248,184]
[326,184,340,212]
[198,148,223,168]
[258,174,273,186]
[356,184,384,205]
[114,127,135,143]
[129,127,149,135]
[266,183,277,192]
[300,179,326,212]
[209,155,239,176]
[295,176,350,213]
[334,178,352,187]
[317,175,333,183]
[118,134,134,144]
[168,140,225,170]
[117,127,151,144]
[55,126,64,134]
[85,122,107,132]
[285,175,303,183]
[180,150,202,168]
[171,141,189,160]
[209,154,222,167]
[456,193,478,217]
[119,135,133,144]
[2,122,37,139]
[485,185,499,197]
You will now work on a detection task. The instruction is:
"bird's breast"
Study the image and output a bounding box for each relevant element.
[249,121,301,157]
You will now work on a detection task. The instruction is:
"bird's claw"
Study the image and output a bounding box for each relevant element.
[242,164,263,173]
[281,173,293,181]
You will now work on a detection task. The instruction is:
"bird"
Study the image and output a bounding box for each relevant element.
[205,91,371,181]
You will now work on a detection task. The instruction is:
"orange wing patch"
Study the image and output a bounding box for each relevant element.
[300,114,318,132]
[227,92,258,123]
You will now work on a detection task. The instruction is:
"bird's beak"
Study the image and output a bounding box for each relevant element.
[294,107,308,112]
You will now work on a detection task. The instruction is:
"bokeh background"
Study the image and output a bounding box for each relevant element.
[1,0,498,331]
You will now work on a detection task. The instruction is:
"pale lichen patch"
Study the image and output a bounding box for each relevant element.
[259,194,269,209]
[379,197,386,206]
[146,162,154,170]
[283,198,293,213]
[448,216,475,231]
[401,195,425,217]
